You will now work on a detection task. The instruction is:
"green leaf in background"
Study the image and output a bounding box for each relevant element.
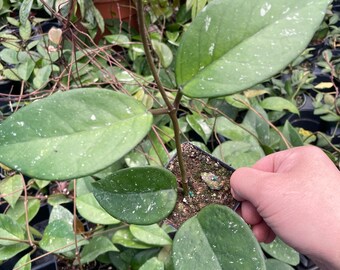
[79,236,119,265]
[213,141,264,168]
[140,257,164,270]
[176,0,329,97]
[33,65,52,89]
[76,193,120,225]
[17,59,35,81]
[0,214,25,245]
[215,117,251,141]
[0,88,153,180]
[112,228,155,249]
[39,220,88,253]
[266,259,295,270]
[0,174,24,207]
[93,167,177,225]
[19,0,33,25]
[19,20,31,40]
[260,97,299,114]
[0,243,29,261]
[13,253,31,270]
[49,205,73,228]
[105,34,130,48]
[172,205,265,270]
[130,224,172,246]
[151,40,173,68]
[186,113,214,144]
[261,238,300,266]
[280,121,303,149]
[6,198,40,224]
[47,194,72,206]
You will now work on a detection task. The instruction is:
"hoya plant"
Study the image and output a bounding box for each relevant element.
[0,0,331,269]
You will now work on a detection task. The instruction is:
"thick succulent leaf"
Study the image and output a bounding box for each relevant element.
[0,174,24,207]
[172,204,265,269]
[112,228,155,249]
[140,257,164,270]
[260,97,299,114]
[0,88,153,180]
[130,224,172,246]
[0,243,29,260]
[0,214,25,245]
[261,238,300,266]
[212,141,264,168]
[93,167,177,225]
[76,193,120,225]
[266,259,295,270]
[176,0,330,97]
[13,253,31,270]
[49,205,73,228]
[79,236,119,265]
[6,198,40,224]
[39,220,88,253]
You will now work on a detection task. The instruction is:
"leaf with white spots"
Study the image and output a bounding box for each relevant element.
[140,257,164,270]
[92,167,177,225]
[0,214,25,245]
[0,174,24,207]
[78,236,119,265]
[172,205,265,270]
[0,88,153,180]
[176,0,330,97]
[130,224,172,246]
[112,228,155,249]
[261,238,300,266]
[39,220,88,253]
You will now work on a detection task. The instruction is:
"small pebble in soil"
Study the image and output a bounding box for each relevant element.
[201,172,225,190]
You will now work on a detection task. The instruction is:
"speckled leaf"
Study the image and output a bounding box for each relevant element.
[76,193,120,225]
[186,113,213,144]
[0,243,29,260]
[19,0,33,25]
[0,174,24,207]
[140,257,164,270]
[130,224,172,246]
[47,194,72,206]
[172,205,265,270]
[266,259,295,270]
[49,205,73,228]
[176,0,330,97]
[151,40,173,68]
[79,236,119,265]
[0,88,153,180]
[39,220,88,253]
[261,238,300,266]
[14,253,31,270]
[112,228,155,249]
[0,214,25,245]
[212,141,264,168]
[92,167,177,225]
[6,198,40,224]
[260,97,299,114]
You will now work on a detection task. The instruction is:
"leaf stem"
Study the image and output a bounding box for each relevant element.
[136,0,188,195]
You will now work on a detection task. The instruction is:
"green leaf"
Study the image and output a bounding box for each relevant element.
[172,205,265,269]
[79,236,119,265]
[151,40,173,68]
[212,141,264,168]
[76,193,120,225]
[112,228,155,249]
[130,224,172,246]
[0,48,20,64]
[0,243,29,260]
[76,177,94,196]
[176,0,330,97]
[260,97,299,114]
[39,220,88,253]
[33,65,52,89]
[281,121,303,149]
[186,113,213,144]
[47,194,72,206]
[261,238,300,266]
[3,68,21,81]
[0,174,24,207]
[0,88,153,180]
[140,257,164,270]
[6,198,40,224]
[19,20,31,40]
[19,0,33,25]
[93,167,177,225]
[266,259,295,270]
[17,59,35,81]
[0,33,20,51]
[215,117,251,141]
[105,34,130,48]
[49,205,73,228]
[14,253,31,270]
[0,214,25,245]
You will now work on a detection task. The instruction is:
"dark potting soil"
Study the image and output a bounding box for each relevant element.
[165,142,238,229]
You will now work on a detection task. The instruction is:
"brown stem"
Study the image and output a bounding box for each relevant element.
[136,0,188,195]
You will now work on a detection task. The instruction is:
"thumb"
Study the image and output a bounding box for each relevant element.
[230,167,275,208]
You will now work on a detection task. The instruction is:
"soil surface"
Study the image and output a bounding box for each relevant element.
[165,142,238,229]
